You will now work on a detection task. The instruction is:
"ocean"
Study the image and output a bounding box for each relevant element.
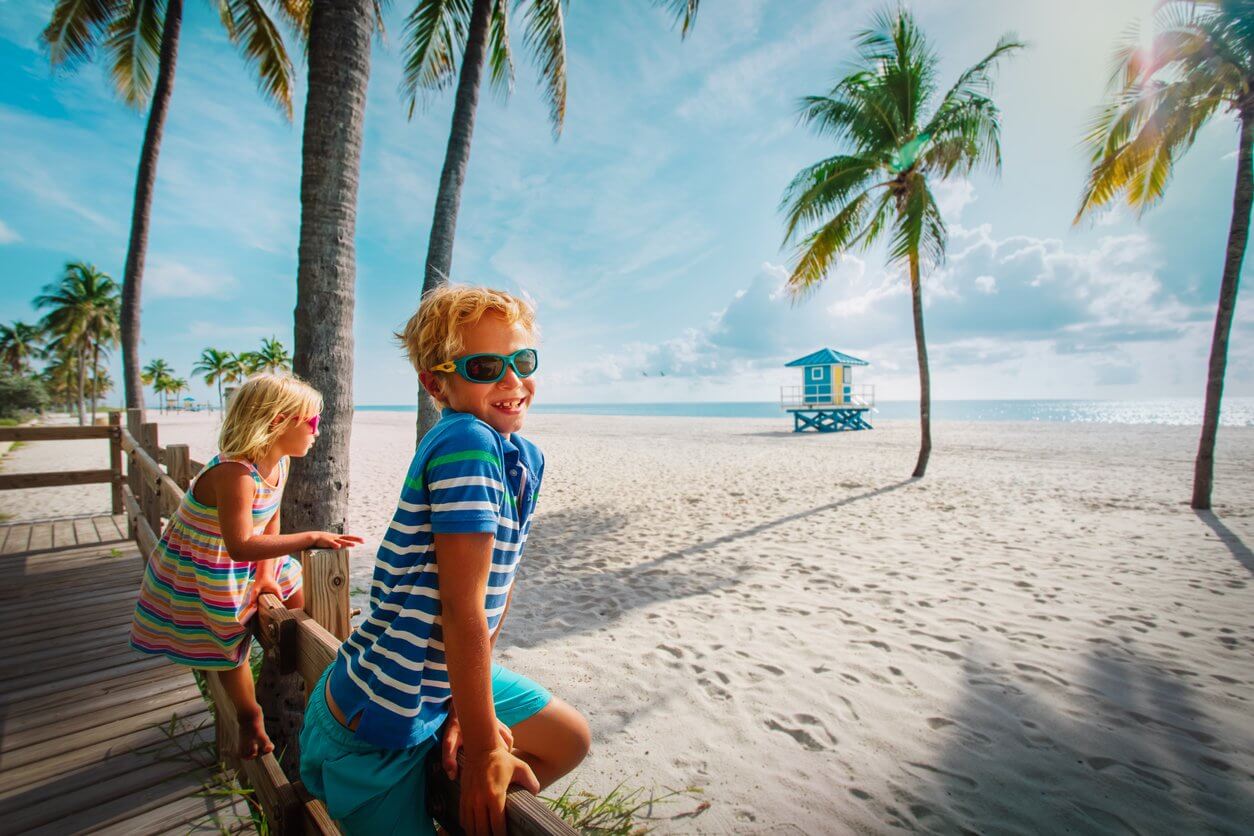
[357,398,1254,426]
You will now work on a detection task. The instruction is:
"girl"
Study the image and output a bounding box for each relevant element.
[130,373,363,759]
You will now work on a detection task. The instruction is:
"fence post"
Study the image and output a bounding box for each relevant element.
[303,549,351,641]
[108,412,123,514]
[166,444,192,491]
[125,409,142,539]
[139,422,162,534]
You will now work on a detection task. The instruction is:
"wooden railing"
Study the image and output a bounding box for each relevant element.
[0,421,124,511]
[117,410,575,836]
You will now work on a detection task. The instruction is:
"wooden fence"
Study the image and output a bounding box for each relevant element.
[0,422,123,511]
[114,410,576,836]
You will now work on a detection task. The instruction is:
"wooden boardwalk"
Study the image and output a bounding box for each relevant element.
[0,516,255,835]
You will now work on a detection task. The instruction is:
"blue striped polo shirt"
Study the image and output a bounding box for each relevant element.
[326,408,544,748]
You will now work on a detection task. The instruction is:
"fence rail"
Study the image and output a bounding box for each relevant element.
[0,421,124,511]
[779,383,876,409]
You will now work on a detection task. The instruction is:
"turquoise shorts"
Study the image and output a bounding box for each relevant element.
[299,663,552,836]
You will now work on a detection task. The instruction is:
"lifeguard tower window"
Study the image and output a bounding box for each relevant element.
[810,367,823,381]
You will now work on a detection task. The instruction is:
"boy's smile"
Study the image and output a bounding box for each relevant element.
[428,313,536,438]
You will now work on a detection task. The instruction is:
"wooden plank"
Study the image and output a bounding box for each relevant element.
[0,721,211,801]
[0,731,211,832]
[0,426,113,442]
[0,665,194,745]
[0,524,31,555]
[0,664,188,722]
[73,515,101,545]
[303,549,351,641]
[0,697,209,774]
[0,469,115,491]
[97,787,257,836]
[0,654,168,711]
[0,610,134,652]
[94,514,124,542]
[0,621,139,680]
[257,594,338,689]
[0,638,143,681]
[52,518,77,548]
[25,521,53,552]
[0,585,138,622]
[1,646,162,695]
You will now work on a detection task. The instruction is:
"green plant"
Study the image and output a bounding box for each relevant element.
[0,370,49,419]
[543,782,706,834]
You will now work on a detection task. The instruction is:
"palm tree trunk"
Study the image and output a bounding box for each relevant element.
[1191,105,1252,510]
[120,0,183,421]
[89,342,100,424]
[277,0,374,774]
[415,0,495,445]
[218,379,223,413]
[909,253,932,478]
[75,345,86,425]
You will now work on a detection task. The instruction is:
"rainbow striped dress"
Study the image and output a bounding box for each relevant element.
[129,454,303,669]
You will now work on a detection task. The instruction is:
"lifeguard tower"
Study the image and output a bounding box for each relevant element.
[781,347,875,432]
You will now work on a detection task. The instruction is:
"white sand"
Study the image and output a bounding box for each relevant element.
[3,411,1252,833]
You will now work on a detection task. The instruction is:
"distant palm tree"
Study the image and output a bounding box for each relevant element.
[780,7,1022,477]
[1075,0,1252,511]
[34,262,121,425]
[41,354,77,412]
[142,358,174,413]
[42,0,308,419]
[235,351,264,376]
[255,337,292,373]
[192,347,235,412]
[0,322,42,374]
[405,0,703,441]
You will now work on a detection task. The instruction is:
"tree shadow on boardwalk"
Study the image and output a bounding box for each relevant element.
[1195,510,1254,576]
[509,479,916,650]
[880,640,1253,833]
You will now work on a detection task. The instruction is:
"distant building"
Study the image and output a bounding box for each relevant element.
[780,348,874,432]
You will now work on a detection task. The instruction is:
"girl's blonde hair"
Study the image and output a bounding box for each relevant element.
[219,373,322,462]
[397,284,537,384]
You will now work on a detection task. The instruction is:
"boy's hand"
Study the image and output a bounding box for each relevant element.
[307,531,365,550]
[442,712,514,780]
[459,744,539,836]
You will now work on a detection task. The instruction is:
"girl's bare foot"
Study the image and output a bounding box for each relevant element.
[238,708,274,760]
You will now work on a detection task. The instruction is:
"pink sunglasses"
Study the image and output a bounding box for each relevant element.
[305,415,321,433]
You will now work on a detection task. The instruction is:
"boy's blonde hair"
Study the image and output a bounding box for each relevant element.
[219,373,323,462]
[397,284,537,382]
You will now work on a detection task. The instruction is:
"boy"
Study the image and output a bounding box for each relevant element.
[299,286,590,836]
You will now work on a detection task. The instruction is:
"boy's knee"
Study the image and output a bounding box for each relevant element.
[565,707,592,762]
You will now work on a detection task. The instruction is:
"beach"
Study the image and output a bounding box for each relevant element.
[3,411,1252,833]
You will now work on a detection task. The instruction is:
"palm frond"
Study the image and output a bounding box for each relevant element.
[401,0,471,116]
[42,0,119,67]
[520,0,568,136]
[780,153,884,245]
[651,0,699,38]
[485,0,514,97]
[217,0,298,119]
[103,0,163,108]
[787,186,885,294]
[887,178,946,271]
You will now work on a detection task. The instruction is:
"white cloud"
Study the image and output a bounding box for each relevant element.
[0,218,19,244]
[146,258,238,299]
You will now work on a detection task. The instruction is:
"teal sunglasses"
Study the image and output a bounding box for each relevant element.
[432,348,539,383]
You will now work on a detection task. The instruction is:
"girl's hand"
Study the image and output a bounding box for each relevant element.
[459,744,539,836]
[251,577,283,605]
[441,713,515,780]
[307,532,366,550]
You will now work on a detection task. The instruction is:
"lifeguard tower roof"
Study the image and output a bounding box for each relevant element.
[785,348,869,367]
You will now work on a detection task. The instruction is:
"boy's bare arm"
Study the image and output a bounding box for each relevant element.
[436,532,499,752]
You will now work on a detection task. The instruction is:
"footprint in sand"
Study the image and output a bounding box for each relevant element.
[764,714,838,751]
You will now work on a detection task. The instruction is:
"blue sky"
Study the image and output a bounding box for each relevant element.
[1,0,1250,405]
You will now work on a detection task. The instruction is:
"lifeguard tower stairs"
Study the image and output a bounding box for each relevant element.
[781,348,875,432]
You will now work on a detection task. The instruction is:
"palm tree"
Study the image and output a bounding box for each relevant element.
[405,0,703,441]
[0,322,42,374]
[192,348,235,412]
[41,354,77,412]
[780,7,1022,478]
[1075,0,1252,510]
[42,1,308,420]
[142,358,174,412]
[34,262,122,425]
[255,336,292,373]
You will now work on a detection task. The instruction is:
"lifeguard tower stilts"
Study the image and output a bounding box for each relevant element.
[781,348,875,432]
